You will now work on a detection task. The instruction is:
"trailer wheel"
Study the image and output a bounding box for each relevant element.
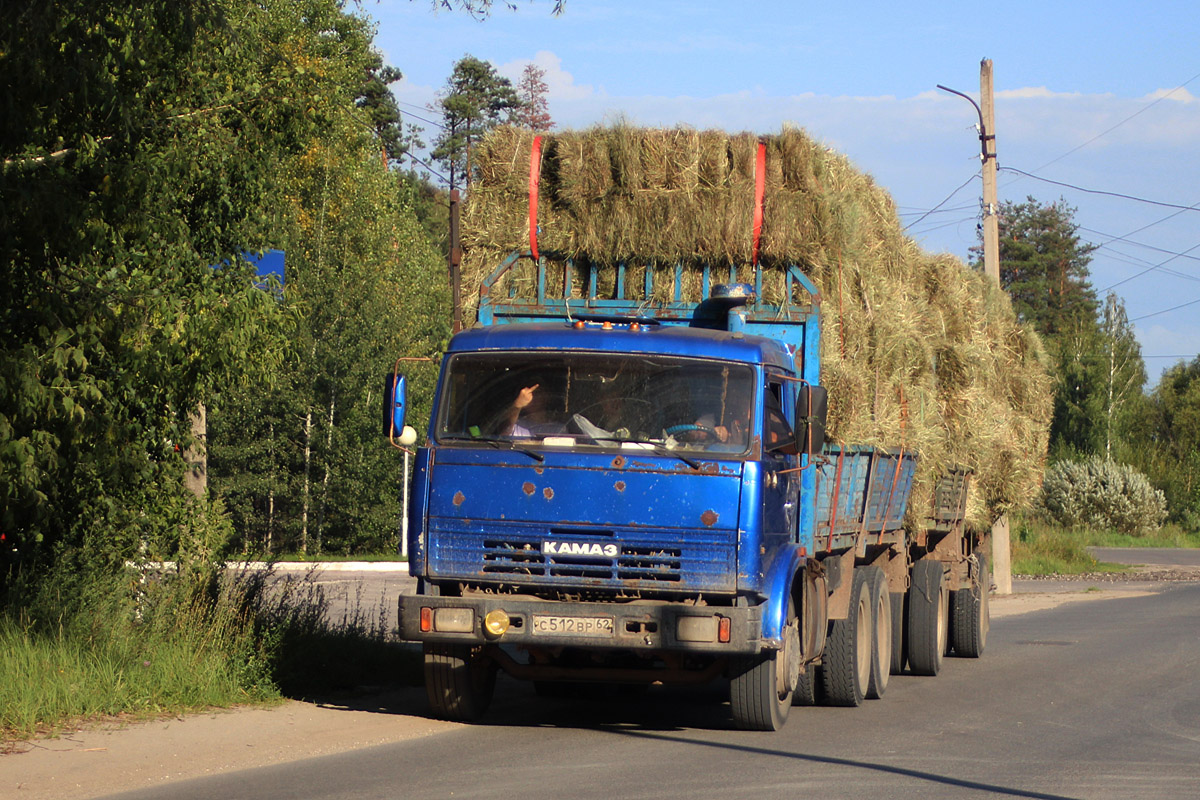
[889,591,907,675]
[865,567,891,699]
[424,643,497,721]
[821,569,871,706]
[952,555,989,658]
[907,560,948,676]
[730,599,797,730]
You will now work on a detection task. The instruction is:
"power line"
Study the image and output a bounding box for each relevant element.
[1099,239,1200,292]
[999,166,1200,213]
[903,172,979,231]
[1029,69,1200,174]
[896,203,976,217]
[1080,225,1200,266]
[908,215,979,236]
[1131,296,1200,322]
[1144,354,1199,359]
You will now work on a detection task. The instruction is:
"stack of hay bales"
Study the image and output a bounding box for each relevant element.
[461,125,1052,527]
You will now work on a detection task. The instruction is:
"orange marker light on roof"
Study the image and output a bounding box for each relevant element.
[573,320,585,329]
[602,320,613,330]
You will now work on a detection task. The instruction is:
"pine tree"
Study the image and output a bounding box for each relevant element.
[430,56,520,190]
[990,197,1099,338]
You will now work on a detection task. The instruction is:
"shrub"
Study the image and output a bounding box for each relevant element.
[1040,457,1167,536]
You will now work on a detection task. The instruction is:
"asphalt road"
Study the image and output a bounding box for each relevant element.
[1089,547,1200,568]
[102,581,1200,800]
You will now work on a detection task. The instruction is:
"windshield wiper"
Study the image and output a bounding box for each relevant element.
[591,434,703,471]
[441,434,545,462]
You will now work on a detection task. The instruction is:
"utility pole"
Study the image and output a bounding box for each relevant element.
[980,58,1012,595]
[938,59,1011,594]
[448,188,463,334]
[981,59,1000,284]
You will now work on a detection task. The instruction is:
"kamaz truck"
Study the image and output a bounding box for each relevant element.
[386,254,989,731]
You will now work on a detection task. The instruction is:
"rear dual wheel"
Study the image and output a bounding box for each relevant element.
[865,568,892,699]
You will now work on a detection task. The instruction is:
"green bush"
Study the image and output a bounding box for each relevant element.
[1040,457,1167,535]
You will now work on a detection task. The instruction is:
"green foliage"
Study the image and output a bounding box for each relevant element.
[978,199,1146,464]
[1048,293,1146,461]
[1,0,450,586]
[990,197,1098,338]
[1132,357,1200,530]
[431,55,521,190]
[1040,456,1167,536]
[209,94,449,556]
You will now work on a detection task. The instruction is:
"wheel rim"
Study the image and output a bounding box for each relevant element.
[875,591,889,680]
[855,594,871,692]
[936,589,948,658]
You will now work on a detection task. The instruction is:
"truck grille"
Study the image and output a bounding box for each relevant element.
[481,539,683,583]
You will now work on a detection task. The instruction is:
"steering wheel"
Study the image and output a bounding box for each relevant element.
[664,423,719,440]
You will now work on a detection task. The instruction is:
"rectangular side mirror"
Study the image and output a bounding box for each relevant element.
[795,385,828,456]
[383,373,407,437]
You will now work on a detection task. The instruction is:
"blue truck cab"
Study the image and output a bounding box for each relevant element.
[389,254,987,731]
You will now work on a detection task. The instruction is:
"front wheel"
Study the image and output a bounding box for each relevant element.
[730,599,798,730]
[424,643,498,721]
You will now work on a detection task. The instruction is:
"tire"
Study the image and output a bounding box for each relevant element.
[865,567,891,699]
[821,569,871,706]
[952,555,990,658]
[731,599,798,730]
[889,591,907,675]
[793,664,821,706]
[907,560,948,676]
[424,643,497,721]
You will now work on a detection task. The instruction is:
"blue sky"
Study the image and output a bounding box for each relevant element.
[367,0,1200,386]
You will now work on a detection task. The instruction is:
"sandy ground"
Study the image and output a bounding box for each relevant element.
[5,575,1196,800]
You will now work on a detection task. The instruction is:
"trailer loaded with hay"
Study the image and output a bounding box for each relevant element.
[387,125,1051,730]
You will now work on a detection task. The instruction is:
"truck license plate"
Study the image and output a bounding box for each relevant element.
[532,615,614,637]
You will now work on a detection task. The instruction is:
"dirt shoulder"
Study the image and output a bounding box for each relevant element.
[7,687,454,800]
[7,573,1199,800]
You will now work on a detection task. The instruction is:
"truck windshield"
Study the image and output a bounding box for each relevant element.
[436,353,756,456]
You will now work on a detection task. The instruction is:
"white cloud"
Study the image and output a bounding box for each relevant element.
[996,86,1088,100]
[497,51,598,103]
[1145,87,1197,104]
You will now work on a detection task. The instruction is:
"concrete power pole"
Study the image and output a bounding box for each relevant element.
[979,58,1013,595]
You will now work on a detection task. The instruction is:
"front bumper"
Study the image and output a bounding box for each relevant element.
[398,593,766,655]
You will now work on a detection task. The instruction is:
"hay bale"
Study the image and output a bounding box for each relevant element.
[459,125,1052,526]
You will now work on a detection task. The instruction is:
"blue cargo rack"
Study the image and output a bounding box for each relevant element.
[813,446,917,554]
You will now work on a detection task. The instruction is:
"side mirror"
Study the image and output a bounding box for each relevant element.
[383,373,408,438]
[795,385,828,456]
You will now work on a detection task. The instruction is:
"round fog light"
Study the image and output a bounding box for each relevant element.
[483,609,510,638]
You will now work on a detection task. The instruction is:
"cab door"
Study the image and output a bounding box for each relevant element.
[761,373,799,545]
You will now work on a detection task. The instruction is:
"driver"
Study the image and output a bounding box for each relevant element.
[692,386,751,445]
[502,383,564,437]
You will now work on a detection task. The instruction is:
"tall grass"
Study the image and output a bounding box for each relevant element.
[2,564,419,745]
[1010,517,1198,575]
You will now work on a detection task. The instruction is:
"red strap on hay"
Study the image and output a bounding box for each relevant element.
[528,135,543,261]
[752,141,766,267]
